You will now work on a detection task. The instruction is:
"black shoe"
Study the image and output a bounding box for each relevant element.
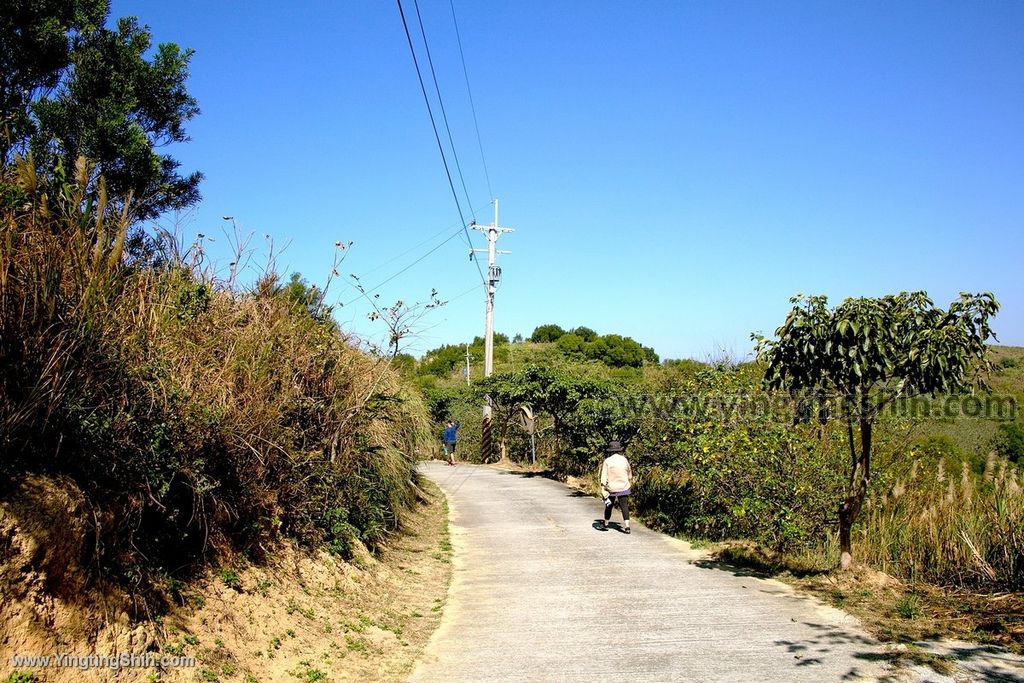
[624,527,631,534]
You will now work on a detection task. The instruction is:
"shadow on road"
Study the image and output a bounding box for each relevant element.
[775,621,903,682]
[495,469,555,478]
[691,558,774,579]
[690,562,1024,681]
[692,555,829,580]
[776,612,1024,681]
[795,620,1024,682]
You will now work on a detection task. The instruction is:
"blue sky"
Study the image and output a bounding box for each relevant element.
[112,0,1023,360]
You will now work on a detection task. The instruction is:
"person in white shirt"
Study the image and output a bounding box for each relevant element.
[599,440,633,534]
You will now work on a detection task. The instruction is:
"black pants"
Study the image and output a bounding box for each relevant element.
[604,494,630,522]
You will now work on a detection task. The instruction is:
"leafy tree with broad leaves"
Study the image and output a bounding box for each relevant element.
[754,291,999,569]
[1,0,200,220]
[476,365,621,464]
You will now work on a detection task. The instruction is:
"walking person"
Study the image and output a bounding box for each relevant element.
[442,420,461,466]
[599,440,633,534]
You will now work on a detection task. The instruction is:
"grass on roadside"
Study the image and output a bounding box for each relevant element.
[709,541,1024,655]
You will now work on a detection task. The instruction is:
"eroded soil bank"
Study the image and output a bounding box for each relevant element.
[1,476,452,683]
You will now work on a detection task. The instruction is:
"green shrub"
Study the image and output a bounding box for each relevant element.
[993,423,1024,463]
[219,569,241,591]
[628,366,848,551]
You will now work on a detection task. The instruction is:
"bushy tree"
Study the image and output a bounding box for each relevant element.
[642,345,660,365]
[556,332,587,357]
[994,422,1024,463]
[477,365,621,466]
[530,323,566,343]
[2,0,106,152]
[754,291,999,569]
[572,326,598,342]
[280,272,326,318]
[1,0,201,220]
[588,334,646,368]
[419,344,467,378]
[472,332,509,346]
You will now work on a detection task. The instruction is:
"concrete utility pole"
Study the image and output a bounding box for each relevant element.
[471,199,513,462]
[464,344,472,386]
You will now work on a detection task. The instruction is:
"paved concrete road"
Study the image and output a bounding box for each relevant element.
[409,463,964,683]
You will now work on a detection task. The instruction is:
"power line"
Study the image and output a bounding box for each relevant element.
[446,280,484,304]
[412,0,477,221]
[357,198,490,278]
[396,0,487,288]
[449,0,493,201]
[360,224,463,278]
[342,229,464,307]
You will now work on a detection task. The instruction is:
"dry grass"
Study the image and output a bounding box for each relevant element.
[0,157,433,600]
[857,454,1023,590]
[711,534,1024,653]
[788,567,1024,655]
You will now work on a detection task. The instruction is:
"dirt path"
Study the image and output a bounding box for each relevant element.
[411,462,1022,682]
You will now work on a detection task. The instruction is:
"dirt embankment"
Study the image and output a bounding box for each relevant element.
[1,475,452,682]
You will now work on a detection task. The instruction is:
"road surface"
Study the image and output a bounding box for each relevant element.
[411,462,914,682]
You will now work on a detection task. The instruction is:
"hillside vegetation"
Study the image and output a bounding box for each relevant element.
[0,158,432,608]
[419,324,1023,604]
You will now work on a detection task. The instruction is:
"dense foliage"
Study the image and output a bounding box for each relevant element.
[529,323,566,343]
[628,366,848,550]
[1,0,201,220]
[420,336,509,378]
[994,423,1024,464]
[533,323,659,368]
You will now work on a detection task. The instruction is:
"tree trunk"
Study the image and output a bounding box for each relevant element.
[839,500,854,570]
[839,410,872,570]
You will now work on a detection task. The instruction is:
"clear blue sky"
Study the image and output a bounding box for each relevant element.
[112,0,1023,360]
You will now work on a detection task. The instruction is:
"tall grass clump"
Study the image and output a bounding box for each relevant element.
[857,452,1023,590]
[0,158,432,592]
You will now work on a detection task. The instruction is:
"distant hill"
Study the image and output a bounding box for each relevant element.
[415,323,662,381]
[907,345,1023,463]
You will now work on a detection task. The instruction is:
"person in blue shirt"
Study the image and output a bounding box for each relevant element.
[442,420,461,466]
